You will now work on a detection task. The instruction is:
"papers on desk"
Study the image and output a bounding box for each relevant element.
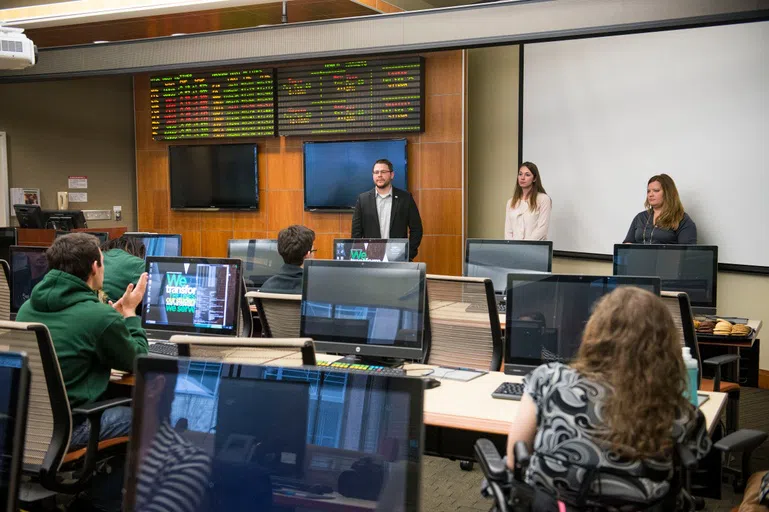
[431,366,487,382]
[696,393,710,408]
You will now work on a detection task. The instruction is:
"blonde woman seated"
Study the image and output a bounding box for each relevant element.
[504,162,552,240]
[506,287,710,510]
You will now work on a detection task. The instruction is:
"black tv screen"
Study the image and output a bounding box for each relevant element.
[169,144,259,210]
[303,139,407,211]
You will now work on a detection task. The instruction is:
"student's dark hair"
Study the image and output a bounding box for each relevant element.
[372,159,394,173]
[46,233,102,282]
[101,235,147,259]
[277,225,316,266]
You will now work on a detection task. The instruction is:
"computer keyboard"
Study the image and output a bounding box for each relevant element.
[148,342,179,357]
[465,302,506,314]
[316,360,405,376]
[491,382,524,401]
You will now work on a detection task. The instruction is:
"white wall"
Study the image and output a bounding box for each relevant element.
[522,21,769,267]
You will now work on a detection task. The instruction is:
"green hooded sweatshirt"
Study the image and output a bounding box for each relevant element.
[102,248,146,303]
[16,269,148,408]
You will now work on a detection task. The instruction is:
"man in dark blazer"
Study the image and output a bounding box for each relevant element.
[351,158,423,261]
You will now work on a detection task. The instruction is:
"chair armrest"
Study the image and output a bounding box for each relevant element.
[474,439,507,483]
[45,397,132,494]
[702,354,740,367]
[714,429,768,453]
[702,354,740,392]
[71,397,132,418]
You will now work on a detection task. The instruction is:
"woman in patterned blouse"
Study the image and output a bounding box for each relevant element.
[505,287,711,511]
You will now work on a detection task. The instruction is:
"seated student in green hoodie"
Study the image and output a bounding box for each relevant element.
[16,233,149,448]
[100,235,146,304]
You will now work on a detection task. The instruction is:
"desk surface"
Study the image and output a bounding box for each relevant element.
[412,369,727,437]
[112,358,727,438]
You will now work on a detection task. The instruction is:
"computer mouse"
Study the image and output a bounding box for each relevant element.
[424,377,441,390]
[309,484,333,495]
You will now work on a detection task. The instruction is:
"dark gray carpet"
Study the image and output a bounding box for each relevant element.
[422,387,769,511]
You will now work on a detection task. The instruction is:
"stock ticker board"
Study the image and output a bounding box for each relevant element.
[150,68,275,140]
[276,57,424,136]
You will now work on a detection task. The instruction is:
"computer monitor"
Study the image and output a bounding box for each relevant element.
[333,238,409,262]
[124,356,424,511]
[613,244,718,314]
[124,234,182,258]
[300,260,427,364]
[55,231,109,244]
[9,246,49,313]
[0,228,16,265]
[0,352,29,512]
[504,274,661,375]
[13,205,45,229]
[141,257,242,337]
[227,239,282,290]
[464,239,553,295]
[43,210,87,230]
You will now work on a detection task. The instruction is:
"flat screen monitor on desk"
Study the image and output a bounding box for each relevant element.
[464,239,553,295]
[613,244,718,315]
[300,260,427,365]
[141,257,242,338]
[124,356,424,511]
[9,246,50,313]
[0,228,16,265]
[44,210,87,230]
[13,205,45,229]
[227,239,282,290]
[124,234,182,258]
[333,238,409,262]
[504,274,661,375]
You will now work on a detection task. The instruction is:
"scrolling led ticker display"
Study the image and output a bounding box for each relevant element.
[150,68,275,140]
[149,57,424,140]
[276,57,424,136]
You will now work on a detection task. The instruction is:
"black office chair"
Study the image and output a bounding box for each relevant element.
[238,276,253,337]
[474,439,699,512]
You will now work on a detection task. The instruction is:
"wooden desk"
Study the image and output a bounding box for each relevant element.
[112,360,727,461]
[416,369,726,436]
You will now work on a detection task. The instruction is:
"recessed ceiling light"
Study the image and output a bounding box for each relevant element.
[93,40,110,44]
[171,33,187,36]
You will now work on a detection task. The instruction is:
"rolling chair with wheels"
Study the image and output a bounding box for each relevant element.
[0,259,10,321]
[662,291,741,433]
[475,438,699,512]
[424,274,503,471]
[248,291,302,338]
[0,321,131,505]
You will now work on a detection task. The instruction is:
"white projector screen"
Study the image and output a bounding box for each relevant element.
[522,21,769,268]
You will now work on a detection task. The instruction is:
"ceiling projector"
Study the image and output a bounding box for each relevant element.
[0,26,36,70]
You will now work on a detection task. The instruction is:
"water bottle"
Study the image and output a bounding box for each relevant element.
[682,347,699,407]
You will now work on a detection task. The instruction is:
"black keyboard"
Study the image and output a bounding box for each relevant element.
[316,361,405,376]
[492,382,524,401]
[149,342,179,357]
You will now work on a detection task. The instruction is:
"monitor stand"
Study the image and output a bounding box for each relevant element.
[337,354,405,368]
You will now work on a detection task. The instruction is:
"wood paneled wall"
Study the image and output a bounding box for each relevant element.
[134,50,465,275]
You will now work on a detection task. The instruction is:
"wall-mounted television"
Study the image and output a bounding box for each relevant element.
[303,139,408,211]
[169,143,259,210]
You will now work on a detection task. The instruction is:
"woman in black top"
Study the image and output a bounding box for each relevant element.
[624,174,697,244]
[506,287,710,510]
